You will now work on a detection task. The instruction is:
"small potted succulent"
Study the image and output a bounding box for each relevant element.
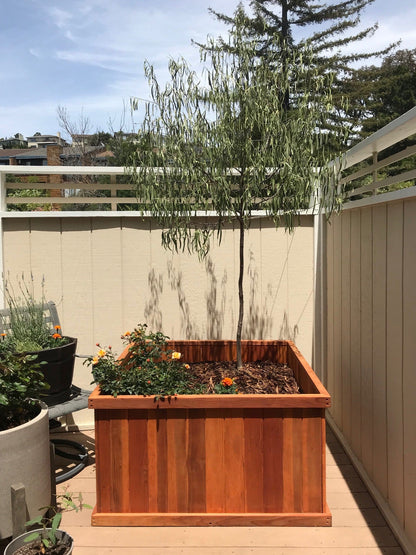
[4,490,91,555]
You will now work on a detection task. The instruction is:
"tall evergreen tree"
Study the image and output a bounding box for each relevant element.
[358,48,416,135]
[202,0,396,143]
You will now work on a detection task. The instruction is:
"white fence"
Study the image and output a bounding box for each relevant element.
[320,106,416,554]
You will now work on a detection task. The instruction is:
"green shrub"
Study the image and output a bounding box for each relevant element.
[85,323,204,398]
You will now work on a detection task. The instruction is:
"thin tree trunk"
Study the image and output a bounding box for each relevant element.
[236,216,245,369]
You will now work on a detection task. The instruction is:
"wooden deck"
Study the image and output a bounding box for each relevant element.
[46,424,405,554]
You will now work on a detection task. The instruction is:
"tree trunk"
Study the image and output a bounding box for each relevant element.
[236,216,245,369]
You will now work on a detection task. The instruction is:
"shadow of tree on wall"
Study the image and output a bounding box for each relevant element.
[167,261,200,339]
[144,268,163,330]
[142,232,311,342]
[242,249,274,339]
[205,257,228,339]
[279,311,299,343]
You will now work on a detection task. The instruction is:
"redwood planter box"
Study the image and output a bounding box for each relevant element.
[88,340,331,527]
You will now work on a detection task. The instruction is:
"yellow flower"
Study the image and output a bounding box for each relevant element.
[92,356,99,365]
[172,351,181,360]
[97,349,106,358]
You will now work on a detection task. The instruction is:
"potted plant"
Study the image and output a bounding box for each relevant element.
[0,278,77,404]
[88,325,331,527]
[0,351,51,539]
[4,490,91,555]
[88,14,344,528]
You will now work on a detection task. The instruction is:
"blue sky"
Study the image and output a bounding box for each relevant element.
[1,0,415,140]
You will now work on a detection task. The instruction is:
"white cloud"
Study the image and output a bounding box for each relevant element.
[47,7,73,29]
[29,48,41,58]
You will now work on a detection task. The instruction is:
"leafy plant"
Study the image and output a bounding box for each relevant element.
[0,350,48,431]
[85,323,204,398]
[0,276,70,354]
[214,377,238,394]
[24,490,91,554]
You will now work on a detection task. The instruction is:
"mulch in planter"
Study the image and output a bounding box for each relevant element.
[187,361,301,394]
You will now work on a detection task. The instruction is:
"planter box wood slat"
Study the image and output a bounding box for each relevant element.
[89,340,331,527]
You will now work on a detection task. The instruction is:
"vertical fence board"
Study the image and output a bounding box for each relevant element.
[360,207,373,476]
[386,202,404,524]
[341,211,351,442]
[90,218,123,346]
[28,219,63,299]
[349,210,361,455]
[402,199,416,543]
[326,215,334,417]
[332,215,343,426]
[371,205,388,497]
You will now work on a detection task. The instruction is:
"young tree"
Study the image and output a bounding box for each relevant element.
[129,15,344,368]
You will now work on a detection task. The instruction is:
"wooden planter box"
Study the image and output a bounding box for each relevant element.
[88,340,331,527]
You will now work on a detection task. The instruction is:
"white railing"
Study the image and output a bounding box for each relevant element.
[339,106,416,205]
[1,106,416,213]
[0,166,134,212]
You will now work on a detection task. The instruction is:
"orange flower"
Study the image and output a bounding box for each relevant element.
[54,325,61,331]
[184,364,190,370]
[1,333,6,337]
[92,356,99,365]
[221,377,233,387]
[97,349,106,358]
[52,333,62,339]
[124,331,131,336]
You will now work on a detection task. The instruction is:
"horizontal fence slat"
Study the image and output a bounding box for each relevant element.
[7,183,135,191]
[340,143,416,185]
[345,168,416,199]
[6,197,139,205]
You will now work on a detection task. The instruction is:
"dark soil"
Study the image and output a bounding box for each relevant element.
[11,540,70,555]
[188,361,301,394]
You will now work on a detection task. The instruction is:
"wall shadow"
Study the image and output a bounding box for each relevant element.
[242,249,274,339]
[144,268,163,330]
[167,261,200,339]
[204,257,227,339]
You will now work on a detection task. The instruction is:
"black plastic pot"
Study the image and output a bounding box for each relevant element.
[29,337,78,405]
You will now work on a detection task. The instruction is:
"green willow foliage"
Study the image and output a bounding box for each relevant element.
[129,17,344,367]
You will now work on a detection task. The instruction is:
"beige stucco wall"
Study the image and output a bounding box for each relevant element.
[325,199,416,551]
[3,214,315,427]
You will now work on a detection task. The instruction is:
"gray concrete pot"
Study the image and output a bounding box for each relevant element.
[0,403,51,539]
[4,529,73,554]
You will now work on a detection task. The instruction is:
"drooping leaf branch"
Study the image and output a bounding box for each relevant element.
[129,14,344,368]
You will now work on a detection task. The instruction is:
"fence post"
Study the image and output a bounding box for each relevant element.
[0,172,5,308]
